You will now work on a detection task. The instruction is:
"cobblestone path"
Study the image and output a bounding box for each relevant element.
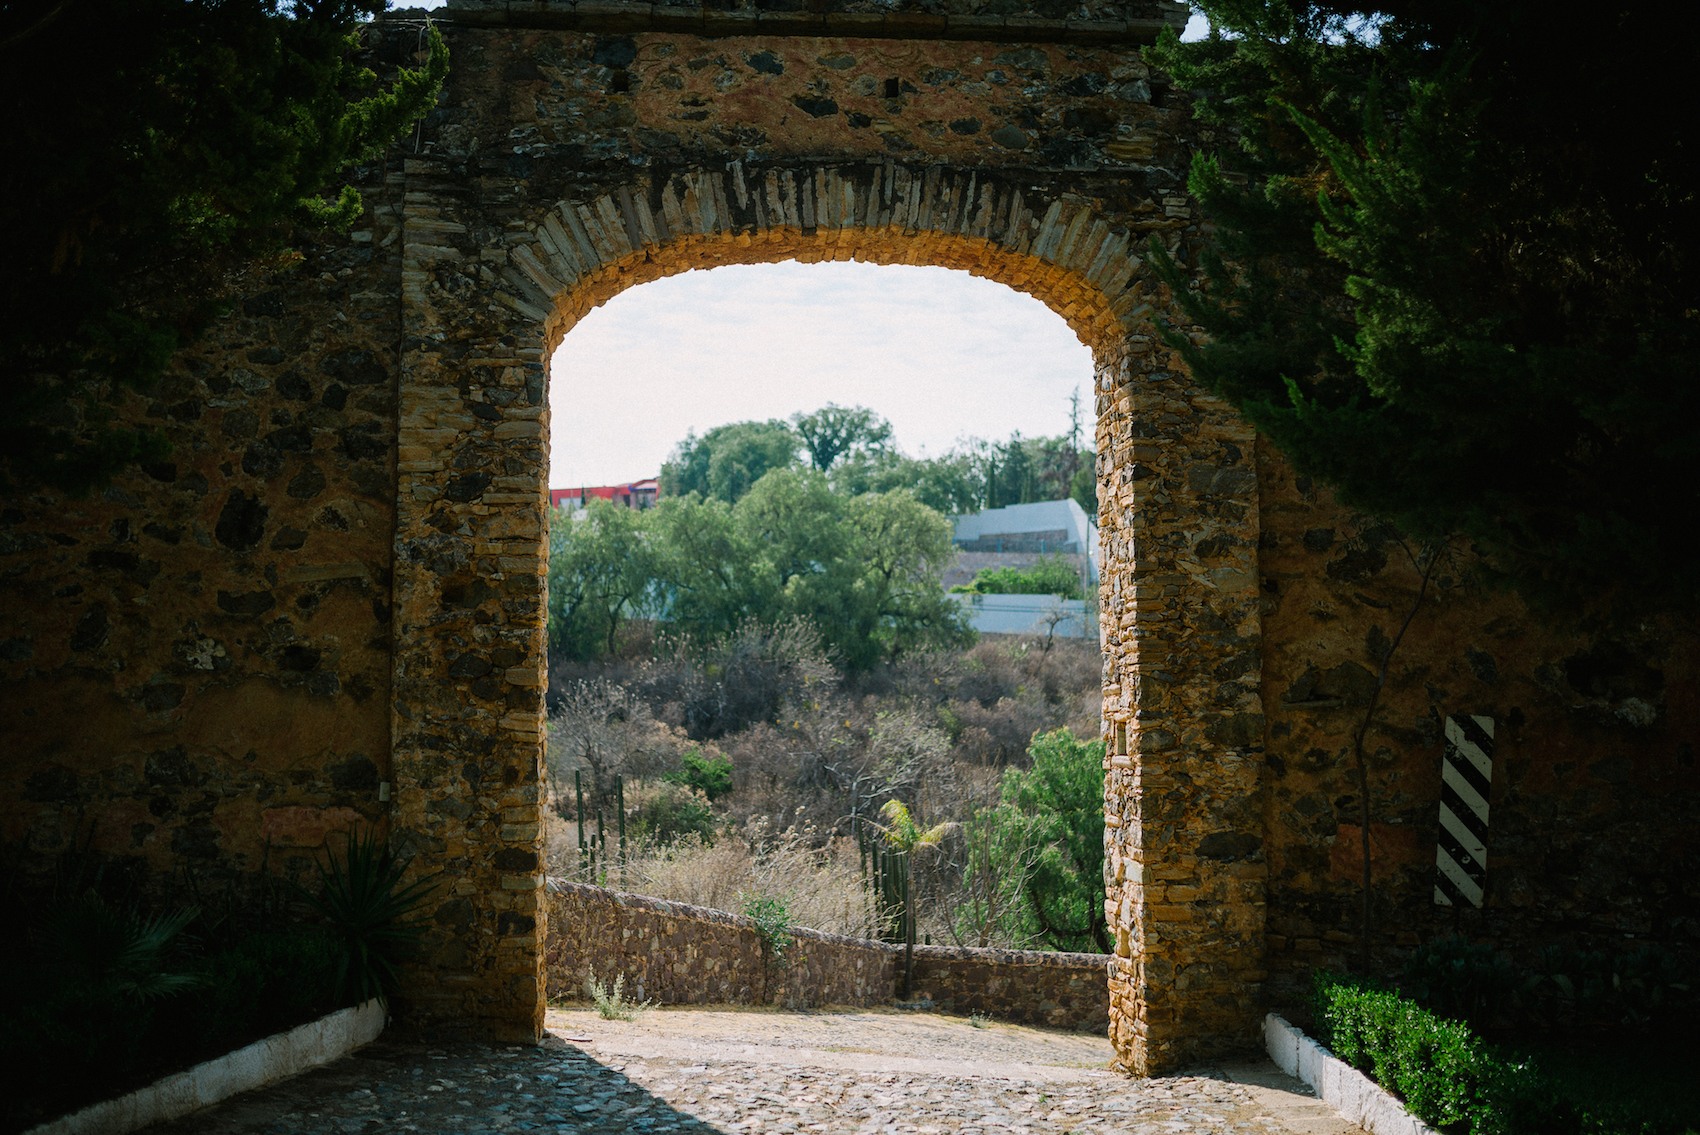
[146,1007,1361,1135]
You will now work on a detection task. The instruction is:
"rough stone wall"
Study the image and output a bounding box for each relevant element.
[389,8,1212,1060]
[544,882,1111,1029]
[3,0,1690,1082]
[545,882,894,1007]
[906,945,1111,1030]
[0,159,407,901]
[1252,440,1700,1009]
[1094,312,1267,1073]
[438,0,1191,46]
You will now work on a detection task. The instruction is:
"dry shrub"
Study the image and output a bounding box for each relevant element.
[623,823,876,938]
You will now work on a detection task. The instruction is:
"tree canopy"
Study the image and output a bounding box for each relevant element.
[1149,0,1699,609]
[547,469,973,670]
[793,403,892,473]
[659,419,801,503]
[0,0,448,494]
[659,399,1096,516]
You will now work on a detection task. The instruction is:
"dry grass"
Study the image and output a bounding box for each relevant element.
[546,809,877,939]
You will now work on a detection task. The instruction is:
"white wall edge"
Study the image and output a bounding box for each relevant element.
[26,999,387,1135]
[1263,1013,1442,1135]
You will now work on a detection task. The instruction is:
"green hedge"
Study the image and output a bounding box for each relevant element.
[1313,976,1691,1135]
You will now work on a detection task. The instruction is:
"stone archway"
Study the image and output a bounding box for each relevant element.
[389,152,1266,1073]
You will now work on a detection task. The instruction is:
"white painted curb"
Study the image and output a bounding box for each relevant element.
[1264,1013,1442,1135]
[26,999,387,1135]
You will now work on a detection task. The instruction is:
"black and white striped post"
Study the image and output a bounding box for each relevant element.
[1434,714,1495,908]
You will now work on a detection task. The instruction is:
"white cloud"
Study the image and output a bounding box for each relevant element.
[548,260,1095,488]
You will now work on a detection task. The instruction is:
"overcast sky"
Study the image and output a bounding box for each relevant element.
[549,263,1096,488]
[401,1,1208,488]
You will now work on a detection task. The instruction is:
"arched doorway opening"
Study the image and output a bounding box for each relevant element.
[390,161,1267,1074]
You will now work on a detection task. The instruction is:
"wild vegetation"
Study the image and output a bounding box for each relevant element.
[544,620,1107,953]
[551,401,1107,952]
[0,0,448,495]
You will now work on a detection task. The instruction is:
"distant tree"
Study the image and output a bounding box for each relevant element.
[836,486,975,669]
[832,448,984,516]
[0,0,448,495]
[733,470,973,671]
[646,493,769,637]
[633,469,971,671]
[659,420,800,503]
[1069,460,1099,520]
[793,403,892,473]
[546,500,661,661]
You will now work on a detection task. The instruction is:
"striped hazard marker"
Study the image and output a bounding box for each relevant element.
[1434,714,1494,908]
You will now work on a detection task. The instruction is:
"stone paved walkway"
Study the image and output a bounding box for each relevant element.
[146,1007,1362,1135]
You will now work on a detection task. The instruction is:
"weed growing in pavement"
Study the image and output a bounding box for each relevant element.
[585,971,653,1021]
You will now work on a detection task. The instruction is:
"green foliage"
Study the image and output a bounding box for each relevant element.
[548,500,662,661]
[1,902,344,1131]
[293,829,435,1007]
[1000,729,1108,953]
[952,555,1084,600]
[638,468,973,672]
[1403,935,1517,1027]
[1068,461,1098,519]
[793,403,892,473]
[168,926,343,1052]
[667,749,735,801]
[834,448,987,516]
[660,419,801,503]
[953,728,1107,953]
[1408,937,1695,1033]
[1313,972,1697,1135]
[1315,974,1498,1128]
[742,894,795,970]
[1148,0,1700,611]
[837,433,1093,516]
[631,782,719,845]
[36,891,204,1006]
[585,971,652,1020]
[0,0,448,495]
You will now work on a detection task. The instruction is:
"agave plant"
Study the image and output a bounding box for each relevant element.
[295,829,436,1008]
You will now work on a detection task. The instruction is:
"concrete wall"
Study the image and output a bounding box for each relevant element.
[544,881,1112,1030]
[952,592,1093,637]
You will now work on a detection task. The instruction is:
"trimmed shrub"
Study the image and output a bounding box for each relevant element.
[1312,974,1689,1135]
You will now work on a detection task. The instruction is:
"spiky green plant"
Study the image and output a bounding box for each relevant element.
[295,829,435,1008]
[41,891,202,1004]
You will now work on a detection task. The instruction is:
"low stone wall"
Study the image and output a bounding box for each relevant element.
[544,882,1110,1030]
[543,882,892,1009]
[906,945,1111,1031]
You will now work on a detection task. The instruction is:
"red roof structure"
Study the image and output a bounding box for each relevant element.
[549,478,659,511]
